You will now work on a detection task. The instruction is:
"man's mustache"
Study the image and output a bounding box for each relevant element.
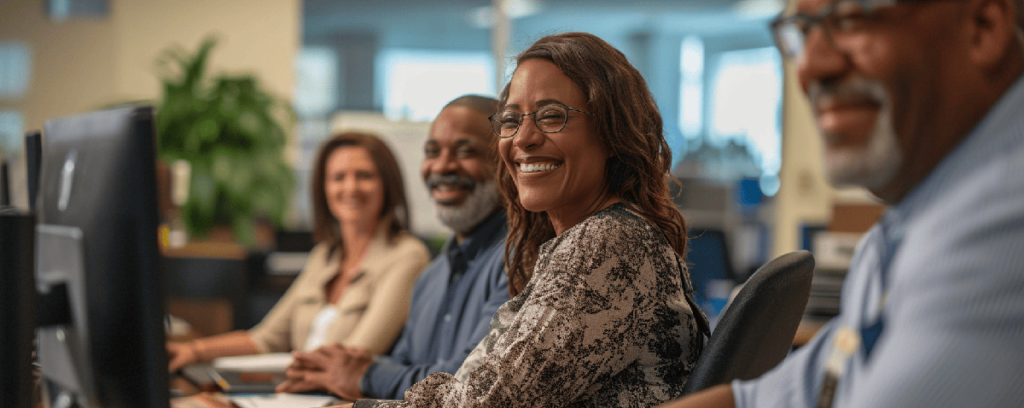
[808,77,889,113]
[425,174,476,191]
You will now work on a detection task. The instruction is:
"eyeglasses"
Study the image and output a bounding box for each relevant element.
[770,0,943,62]
[488,104,593,138]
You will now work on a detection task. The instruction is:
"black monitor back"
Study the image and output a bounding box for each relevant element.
[35,106,168,408]
[26,130,42,211]
[0,209,37,408]
[1,161,8,206]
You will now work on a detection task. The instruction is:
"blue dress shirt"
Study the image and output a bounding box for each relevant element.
[361,210,509,399]
[733,74,1024,407]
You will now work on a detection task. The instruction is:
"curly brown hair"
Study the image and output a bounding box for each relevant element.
[311,132,410,254]
[499,32,687,296]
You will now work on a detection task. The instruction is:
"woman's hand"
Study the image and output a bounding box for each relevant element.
[166,341,198,372]
[276,344,372,401]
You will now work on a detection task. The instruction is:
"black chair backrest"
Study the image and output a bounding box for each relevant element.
[682,250,815,394]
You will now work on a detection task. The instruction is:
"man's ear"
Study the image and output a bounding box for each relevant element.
[966,0,1019,70]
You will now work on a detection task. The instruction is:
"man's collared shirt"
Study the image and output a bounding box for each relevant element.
[733,74,1024,407]
[361,210,509,399]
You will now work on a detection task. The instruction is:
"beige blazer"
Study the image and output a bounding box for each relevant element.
[247,229,430,355]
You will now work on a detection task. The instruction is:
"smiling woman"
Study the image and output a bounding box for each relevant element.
[351,32,709,408]
[166,132,430,372]
[323,147,386,229]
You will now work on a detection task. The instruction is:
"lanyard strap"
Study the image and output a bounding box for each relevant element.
[816,212,903,408]
[861,213,903,359]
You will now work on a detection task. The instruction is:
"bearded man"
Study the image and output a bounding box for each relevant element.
[277,95,509,401]
[663,0,1024,407]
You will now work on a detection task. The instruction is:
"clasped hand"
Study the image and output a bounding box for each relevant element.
[275,344,373,401]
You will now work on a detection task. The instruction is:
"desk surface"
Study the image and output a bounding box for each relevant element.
[793,317,830,347]
[171,392,234,408]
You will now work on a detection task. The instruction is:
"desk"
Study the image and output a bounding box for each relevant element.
[164,246,296,337]
[171,380,342,408]
[171,392,234,408]
[793,316,830,347]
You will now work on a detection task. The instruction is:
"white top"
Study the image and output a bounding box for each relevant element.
[303,305,341,351]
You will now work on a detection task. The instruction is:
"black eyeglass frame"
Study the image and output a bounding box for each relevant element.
[769,0,943,61]
[488,104,593,139]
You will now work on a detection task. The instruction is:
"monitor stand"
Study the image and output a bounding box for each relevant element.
[35,224,95,408]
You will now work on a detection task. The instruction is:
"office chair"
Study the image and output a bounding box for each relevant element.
[682,250,815,394]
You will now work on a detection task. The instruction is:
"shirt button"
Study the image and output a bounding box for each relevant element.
[443,314,452,322]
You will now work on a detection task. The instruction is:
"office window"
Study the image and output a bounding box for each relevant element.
[290,47,341,229]
[678,35,705,144]
[0,42,31,99]
[48,0,108,21]
[0,42,29,155]
[707,47,782,195]
[677,45,782,195]
[293,47,340,119]
[378,49,495,122]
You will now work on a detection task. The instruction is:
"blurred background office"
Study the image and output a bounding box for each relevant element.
[0,0,881,337]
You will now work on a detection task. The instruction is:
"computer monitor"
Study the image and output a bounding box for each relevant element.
[686,228,736,318]
[1,205,37,408]
[1,160,10,206]
[35,106,169,408]
[26,130,42,211]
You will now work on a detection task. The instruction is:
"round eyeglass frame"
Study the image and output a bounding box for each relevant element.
[488,104,593,139]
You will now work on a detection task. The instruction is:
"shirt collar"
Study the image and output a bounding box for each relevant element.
[890,72,1024,228]
[443,209,508,263]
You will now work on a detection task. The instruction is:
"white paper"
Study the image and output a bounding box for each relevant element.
[228,393,338,408]
[211,353,293,373]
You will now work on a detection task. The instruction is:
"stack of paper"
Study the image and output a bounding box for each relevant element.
[228,393,339,408]
[211,353,294,373]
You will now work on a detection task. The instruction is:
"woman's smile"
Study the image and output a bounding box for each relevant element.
[499,58,613,234]
[518,161,562,173]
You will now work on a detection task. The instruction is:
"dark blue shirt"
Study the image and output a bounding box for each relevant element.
[360,210,509,399]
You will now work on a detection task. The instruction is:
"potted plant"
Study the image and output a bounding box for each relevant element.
[155,37,294,246]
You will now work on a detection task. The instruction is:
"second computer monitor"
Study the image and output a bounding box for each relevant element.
[35,105,169,408]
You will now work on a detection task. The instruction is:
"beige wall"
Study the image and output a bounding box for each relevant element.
[773,62,833,256]
[0,0,300,131]
[0,1,118,131]
[113,0,299,105]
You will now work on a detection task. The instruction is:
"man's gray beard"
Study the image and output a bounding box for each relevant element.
[813,79,903,191]
[435,179,500,236]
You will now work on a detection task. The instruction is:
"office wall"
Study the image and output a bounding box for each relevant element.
[112,0,300,105]
[0,0,118,132]
[773,63,831,256]
[0,0,300,132]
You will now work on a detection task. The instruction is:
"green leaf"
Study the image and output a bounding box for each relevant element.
[154,35,294,247]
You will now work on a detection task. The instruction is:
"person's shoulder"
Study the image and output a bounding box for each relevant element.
[913,128,1024,233]
[897,131,1024,292]
[475,237,508,285]
[304,242,337,267]
[307,241,333,255]
[389,232,432,261]
[545,204,668,272]
[290,242,338,284]
[560,203,661,248]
